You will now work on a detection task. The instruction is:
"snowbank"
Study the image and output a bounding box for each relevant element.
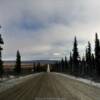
[0,73,41,93]
[55,73,100,88]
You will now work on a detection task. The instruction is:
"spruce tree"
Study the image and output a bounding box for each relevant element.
[85,48,88,75]
[72,36,79,76]
[87,42,91,59]
[0,34,4,77]
[61,58,64,72]
[95,33,100,76]
[14,50,21,74]
[33,62,36,72]
[65,56,68,72]
[81,56,86,76]
[91,54,95,77]
[37,62,41,72]
[86,42,92,76]
[69,52,73,74]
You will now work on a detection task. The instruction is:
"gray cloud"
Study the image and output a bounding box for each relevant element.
[0,0,100,60]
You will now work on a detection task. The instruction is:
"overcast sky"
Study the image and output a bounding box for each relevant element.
[0,0,100,60]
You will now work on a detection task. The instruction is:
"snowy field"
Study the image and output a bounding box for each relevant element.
[55,73,100,88]
[0,73,41,93]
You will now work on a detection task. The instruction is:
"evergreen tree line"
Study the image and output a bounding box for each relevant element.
[33,63,47,72]
[52,33,100,79]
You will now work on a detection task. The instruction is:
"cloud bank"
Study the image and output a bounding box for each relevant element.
[0,0,100,60]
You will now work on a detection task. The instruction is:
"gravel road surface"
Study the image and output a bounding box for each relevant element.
[0,72,100,100]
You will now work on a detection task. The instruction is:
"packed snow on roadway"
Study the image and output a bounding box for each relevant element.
[0,73,40,93]
[55,73,100,88]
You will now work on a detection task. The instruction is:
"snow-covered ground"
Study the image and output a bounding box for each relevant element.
[0,73,40,93]
[47,64,50,72]
[55,73,100,88]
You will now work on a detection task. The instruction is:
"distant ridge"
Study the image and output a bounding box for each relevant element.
[3,60,57,65]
